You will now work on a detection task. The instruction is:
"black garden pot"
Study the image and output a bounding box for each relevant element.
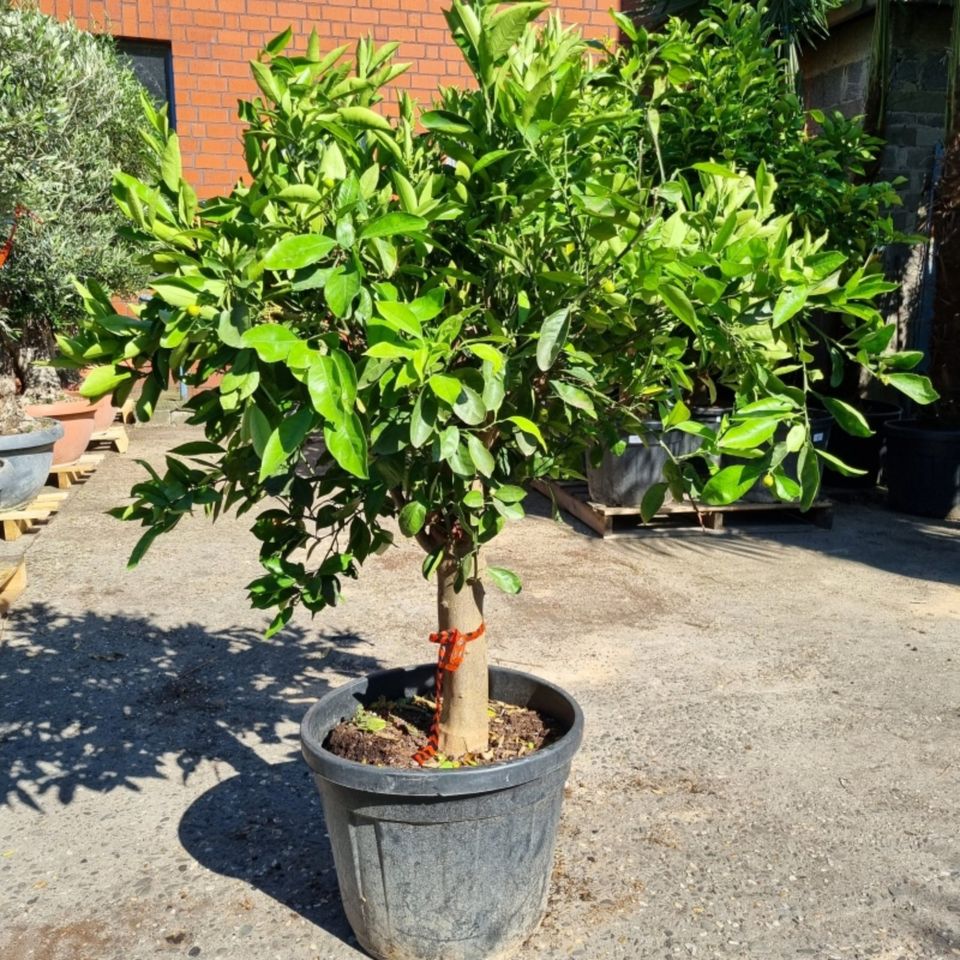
[884,419,960,520]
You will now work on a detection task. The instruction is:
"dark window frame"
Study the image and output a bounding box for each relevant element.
[114,37,177,130]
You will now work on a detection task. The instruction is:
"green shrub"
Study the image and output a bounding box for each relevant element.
[0,0,149,404]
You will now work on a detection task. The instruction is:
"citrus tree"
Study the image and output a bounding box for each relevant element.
[67,0,934,759]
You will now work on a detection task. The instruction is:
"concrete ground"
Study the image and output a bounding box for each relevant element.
[1,422,958,960]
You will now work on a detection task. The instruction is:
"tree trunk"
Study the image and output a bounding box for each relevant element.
[436,543,488,756]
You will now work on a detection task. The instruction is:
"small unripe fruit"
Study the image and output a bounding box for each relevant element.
[322,177,336,189]
[563,242,575,256]
[762,473,775,489]
[186,304,202,317]
[601,278,616,295]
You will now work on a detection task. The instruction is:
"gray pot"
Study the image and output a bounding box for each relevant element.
[0,417,64,510]
[301,665,584,960]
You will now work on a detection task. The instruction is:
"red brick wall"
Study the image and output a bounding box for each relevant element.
[41,1,621,196]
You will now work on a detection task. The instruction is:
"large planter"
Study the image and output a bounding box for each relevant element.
[824,400,902,489]
[301,664,584,960]
[0,417,64,510]
[884,419,960,520]
[23,398,97,465]
[586,407,726,506]
[66,391,118,430]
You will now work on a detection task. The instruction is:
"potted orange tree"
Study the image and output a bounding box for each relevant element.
[66,3,934,958]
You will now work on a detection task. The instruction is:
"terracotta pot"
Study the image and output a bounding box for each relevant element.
[66,391,118,430]
[0,417,64,510]
[23,399,97,465]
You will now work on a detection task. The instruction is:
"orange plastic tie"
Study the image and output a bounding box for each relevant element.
[412,622,485,766]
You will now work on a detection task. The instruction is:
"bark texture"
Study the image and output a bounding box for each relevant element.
[437,546,488,756]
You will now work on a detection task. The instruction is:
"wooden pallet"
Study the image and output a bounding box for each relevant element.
[89,424,129,454]
[0,558,26,614]
[48,453,105,490]
[532,479,834,538]
[0,491,69,541]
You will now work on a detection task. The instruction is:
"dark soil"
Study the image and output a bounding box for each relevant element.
[325,697,561,769]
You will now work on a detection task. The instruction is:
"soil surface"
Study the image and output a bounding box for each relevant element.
[0,420,958,960]
[326,697,559,768]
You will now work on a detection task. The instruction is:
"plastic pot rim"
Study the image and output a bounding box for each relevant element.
[0,417,65,452]
[301,663,584,799]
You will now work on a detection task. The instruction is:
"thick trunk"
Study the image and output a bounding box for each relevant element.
[436,544,488,756]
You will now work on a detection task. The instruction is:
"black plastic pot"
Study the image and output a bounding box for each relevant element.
[824,400,902,489]
[586,407,727,506]
[884,419,960,520]
[301,665,584,960]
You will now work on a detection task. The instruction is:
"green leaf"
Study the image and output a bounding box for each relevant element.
[439,425,460,459]
[718,418,780,451]
[422,548,443,580]
[467,435,495,477]
[487,565,522,594]
[661,284,699,329]
[640,482,668,523]
[320,142,347,181]
[307,357,341,421]
[420,110,473,134]
[466,342,505,372]
[885,373,939,405]
[692,161,741,179]
[338,105,391,130]
[452,384,485,426]
[250,60,283,102]
[78,365,132,398]
[536,307,570,372]
[701,464,764,505]
[399,500,427,537]
[150,277,203,308]
[325,268,361,318]
[463,489,485,509]
[278,184,322,204]
[410,392,436,447]
[506,415,545,449]
[160,133,182,193]
[258,407,314,481]
[817,448,868,477]
[262,234,336,270]
[485,2,548,60]
[264,26,293,55]
[798,441,821,510]
[361,212,428,240]
[493,485,525,504]
[772,286,808,328]
[377,300,422,337]
[551,381,596,418]
[429,374,462,404]
[241,324,300,363]
[324,413,369,478]
[820,397,872,438]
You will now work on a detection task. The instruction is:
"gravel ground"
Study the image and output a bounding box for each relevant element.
[1,423,958,960]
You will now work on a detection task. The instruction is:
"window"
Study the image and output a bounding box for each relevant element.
[115,38,176,128]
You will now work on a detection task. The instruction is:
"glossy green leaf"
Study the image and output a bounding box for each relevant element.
[262,234,336,270]
[324,412,369,478]
[325,268,361,318]
[466,435,495,477]
[487,565,522,594]
[536,307,570,372]
[820,397,872,437]
[399,500,427,537]
[361,212,427,240]
[885,373,939,405]
[258,407,314,481]
[429,374,462,404]
[241,324,300,363]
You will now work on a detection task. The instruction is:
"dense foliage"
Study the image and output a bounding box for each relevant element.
[0,1,149,402]
[66,1,935,747]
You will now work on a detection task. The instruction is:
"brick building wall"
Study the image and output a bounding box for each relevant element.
[40,1,620,196]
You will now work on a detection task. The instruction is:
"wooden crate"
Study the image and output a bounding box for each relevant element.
[0,491,69,541]
[48,452,105,490]
[89,424,129,454]
[0,558,26,614]
[532,479,833,538]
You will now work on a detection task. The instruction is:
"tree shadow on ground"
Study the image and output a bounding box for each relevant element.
[0,601,381,946]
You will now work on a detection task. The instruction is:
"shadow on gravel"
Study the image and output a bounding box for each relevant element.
[0,602,382,810]
[179,761,356,948]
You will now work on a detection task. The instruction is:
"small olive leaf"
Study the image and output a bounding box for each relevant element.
[820,397,872,437]
[398,500,427,537]
[262,233,336,271]
[361,213,428,240]
[487,565,522,595]
[640,482,668,523]
[466,435,495,477]
[536,306,570,372]
[884,373,939,405]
